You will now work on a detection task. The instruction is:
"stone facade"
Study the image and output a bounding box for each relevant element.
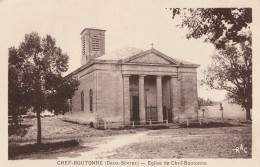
[65,28,200,126]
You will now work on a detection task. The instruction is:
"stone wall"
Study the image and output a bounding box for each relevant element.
[177,68,199,118]
[96,69,124,122]
[81,28,105,65]
[63,70,96,124]
[200,100,250,120]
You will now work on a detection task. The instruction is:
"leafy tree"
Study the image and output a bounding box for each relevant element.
[206,98,213,106]
[171,8,252,49]
[8,59,22,125]
[171,8,252,120]
[198,97,204,109]
[8,32,79,144]
[198,97,213,109]
[8,46,32,125]
[202,43,252,120]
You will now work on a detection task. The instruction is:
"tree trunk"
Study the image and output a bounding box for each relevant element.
[246,107,251,121]
[36,111,42,145]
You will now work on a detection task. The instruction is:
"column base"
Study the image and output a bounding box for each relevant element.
[172,108,180,123]
[158,113,163,122]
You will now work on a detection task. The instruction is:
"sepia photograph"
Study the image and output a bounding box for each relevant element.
[0,0,259,166]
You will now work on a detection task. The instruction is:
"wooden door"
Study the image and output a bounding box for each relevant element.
[132,96,139,122]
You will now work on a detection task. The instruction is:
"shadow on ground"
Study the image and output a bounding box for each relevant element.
[8,140,95,160]
[179,122,245,128]
[8,124,33,137]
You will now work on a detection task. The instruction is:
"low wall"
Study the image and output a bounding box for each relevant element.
[200,102,250,120]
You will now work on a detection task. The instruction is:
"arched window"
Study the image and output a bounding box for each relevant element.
[81,91,84,111]
[89,89,93,112]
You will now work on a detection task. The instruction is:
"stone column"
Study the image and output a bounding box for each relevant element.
[156,75,163,122]
[170,76,178,122]
[123,75,130,125]
[139,75,146,123]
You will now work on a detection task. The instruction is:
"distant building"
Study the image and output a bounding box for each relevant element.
[66,28,200,125]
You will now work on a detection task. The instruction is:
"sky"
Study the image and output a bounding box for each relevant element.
[0,0,228,101]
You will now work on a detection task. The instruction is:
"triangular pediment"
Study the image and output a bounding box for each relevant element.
[123,48,180,65]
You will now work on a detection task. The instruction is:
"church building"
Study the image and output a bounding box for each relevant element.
[66,28,200,126]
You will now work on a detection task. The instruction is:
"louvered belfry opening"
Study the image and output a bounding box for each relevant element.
[92,36,99,51]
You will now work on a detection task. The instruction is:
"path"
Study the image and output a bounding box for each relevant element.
[57,131,148,159]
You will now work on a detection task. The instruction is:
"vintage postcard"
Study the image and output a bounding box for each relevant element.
[0,0,260,167]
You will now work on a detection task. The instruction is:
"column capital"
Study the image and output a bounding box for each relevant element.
[139,74,146,77]
[122,74,131,77]
[170,75,178,78]
[156,75,163,78]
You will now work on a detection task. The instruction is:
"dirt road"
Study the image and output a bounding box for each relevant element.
[56,131,149,159]
[55,124,251,159]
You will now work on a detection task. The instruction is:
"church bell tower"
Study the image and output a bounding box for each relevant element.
[80,28,106,65]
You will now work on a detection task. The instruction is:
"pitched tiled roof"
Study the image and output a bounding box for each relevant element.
[97,46,197,66]
[96,47,144,60]
[67,47,199,77]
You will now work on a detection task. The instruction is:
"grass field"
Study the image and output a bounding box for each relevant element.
[8,116,142,159]
[8,116,251,159]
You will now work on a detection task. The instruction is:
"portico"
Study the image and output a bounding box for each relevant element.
[122,73,179,124]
